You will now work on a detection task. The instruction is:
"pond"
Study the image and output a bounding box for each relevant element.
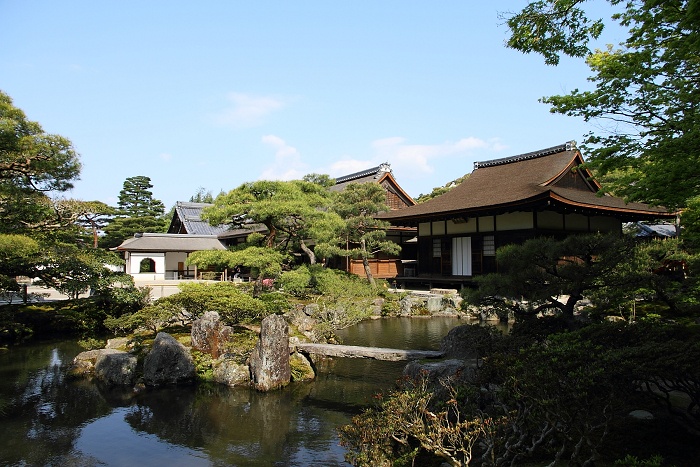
[0,317,484,466]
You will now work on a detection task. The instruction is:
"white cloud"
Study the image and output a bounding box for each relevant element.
[369,136,507,180]
[213,92,284,129]
[258,135,307,180]
[159,153,172,162]
[326,159,376,177]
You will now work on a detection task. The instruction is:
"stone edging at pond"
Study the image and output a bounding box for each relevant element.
[68,312,316,392]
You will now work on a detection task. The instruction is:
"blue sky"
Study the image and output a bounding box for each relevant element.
[0,1,626,209]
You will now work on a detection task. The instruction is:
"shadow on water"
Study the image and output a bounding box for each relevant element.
[0,317,483,466]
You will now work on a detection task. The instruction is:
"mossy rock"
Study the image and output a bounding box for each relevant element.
[290,351,315,382]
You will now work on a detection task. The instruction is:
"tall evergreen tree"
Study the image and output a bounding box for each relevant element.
[0,90,125,298]
[116,175,165,218]
[101,176,167,248]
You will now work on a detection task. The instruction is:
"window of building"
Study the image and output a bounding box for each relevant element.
[483,236,495,256]
[140,258,156,273]
[432,238,441,257]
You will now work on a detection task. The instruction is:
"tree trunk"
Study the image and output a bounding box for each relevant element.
[264,222,276,249]
[360,238,375,285]
[253,275,263,298]
[91,223,98,248]
[563,294,582,329]
[299,239,316,265]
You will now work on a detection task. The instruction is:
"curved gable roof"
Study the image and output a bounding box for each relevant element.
[380,143,672,223]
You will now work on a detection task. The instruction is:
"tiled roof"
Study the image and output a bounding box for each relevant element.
[473,142,572,169]
[217,224,268,239]
[170,202,230,235]
[379,143,673,223]
[115,233,226,252]
[631,223,677,237]
[334,163,390,184]
[331,163,393,193]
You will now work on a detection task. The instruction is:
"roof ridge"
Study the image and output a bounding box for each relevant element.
[176,201,214,208]
[474,142,575,170]
[335,163,391,184]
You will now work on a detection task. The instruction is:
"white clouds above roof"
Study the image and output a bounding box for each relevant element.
[319,137,509,185]
[258,135,307,181]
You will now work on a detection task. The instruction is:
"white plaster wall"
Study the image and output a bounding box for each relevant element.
[590,216,621,232]
[447,218,477,234]
[165,251,188,271]
[496,211,534,231]
[432,221,446,235]
[419,222,431,236]
[537,211,564,230]
[565,213,589,231]
[127,252,165,277]
[478,216,495,232]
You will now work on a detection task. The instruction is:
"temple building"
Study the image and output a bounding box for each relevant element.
[378,142,676,288]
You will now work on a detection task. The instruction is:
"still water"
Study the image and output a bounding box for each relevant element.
[0,317,468,466]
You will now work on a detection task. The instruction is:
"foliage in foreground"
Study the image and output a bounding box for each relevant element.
[339,320,700,467]
[1,280,148,343]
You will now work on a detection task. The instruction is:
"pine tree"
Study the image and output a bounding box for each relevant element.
[316,182,400,285]
[101,176,167,248]
[116,175,165,218]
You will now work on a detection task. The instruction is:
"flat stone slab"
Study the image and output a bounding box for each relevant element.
[295,343,443,361]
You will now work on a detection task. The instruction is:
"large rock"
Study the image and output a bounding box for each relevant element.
[143,332,196,386]
[69,348,123,377]
[105,337,130,350]
[249,314,291,391]
[213,358,250,387]
[426,296,444,313]
[403,359,468,384]
[402,359,474,400]
[290,351,315,382]
[439,324,482,359]
[284,308,317,333]
[95,351,138,385]
[304,303,320,316]
[399,295,415,316]
[191,311,233,358]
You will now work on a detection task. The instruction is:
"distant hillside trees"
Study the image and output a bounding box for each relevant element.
[415,174,469,203]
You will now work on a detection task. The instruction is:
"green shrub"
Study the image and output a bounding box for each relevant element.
[258,292,292,314]
[158,282,267,325]
[278,265,313,297]
[191,350,214,382]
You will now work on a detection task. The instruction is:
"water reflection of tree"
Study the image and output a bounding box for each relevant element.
[124,383,350,465]
[0,343,113,466]
[126,385,297,463]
